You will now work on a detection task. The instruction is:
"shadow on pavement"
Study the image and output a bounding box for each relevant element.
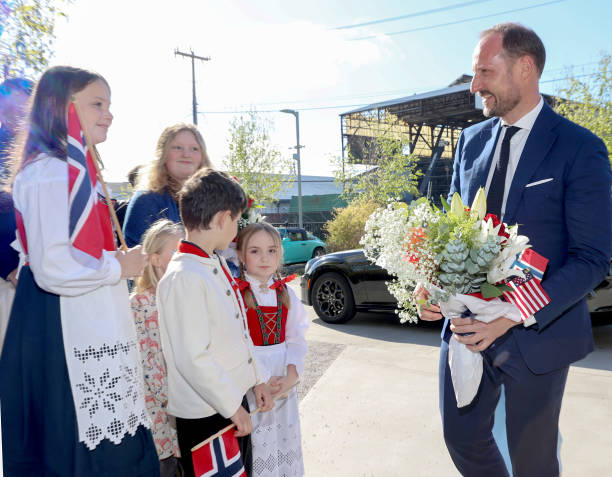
[312,311,443,347]
[572,324,612,372]
[311,312,612,371]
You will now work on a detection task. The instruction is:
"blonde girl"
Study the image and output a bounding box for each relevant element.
[236,222,309,477]
[122,123,212,247]
[130,219,184,477]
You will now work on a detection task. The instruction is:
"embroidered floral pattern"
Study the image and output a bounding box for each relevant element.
[130,290,179,459]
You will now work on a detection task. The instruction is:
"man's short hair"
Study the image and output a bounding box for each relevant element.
[481,22,546,77]
[179,168,247,231]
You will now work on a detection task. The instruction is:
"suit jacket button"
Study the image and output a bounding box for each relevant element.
[248,358,253,364]
[213,268,218,274]
[235,313,239,319]
[226,290,231,296]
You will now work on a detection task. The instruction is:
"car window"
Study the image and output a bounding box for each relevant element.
[306,232,316,240]
[289,232,301,241]
[277,228,287,238]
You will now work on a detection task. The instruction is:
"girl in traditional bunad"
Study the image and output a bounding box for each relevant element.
[236,222,309,477]
[0,66,159,476]
[130,219,184,477]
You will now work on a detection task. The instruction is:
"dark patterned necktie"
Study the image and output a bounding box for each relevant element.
[487,125,521,217]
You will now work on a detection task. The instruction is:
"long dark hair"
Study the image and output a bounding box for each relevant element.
[3,66,109,191]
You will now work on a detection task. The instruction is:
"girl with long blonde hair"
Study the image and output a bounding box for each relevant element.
[130,219,184,477]
[122,123,211,247]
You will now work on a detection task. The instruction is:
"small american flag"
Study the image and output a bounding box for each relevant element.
[502,248,550,320]
[67,103,114,267]
[192,428,246,477]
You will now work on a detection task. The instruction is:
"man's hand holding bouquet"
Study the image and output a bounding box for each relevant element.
[361,188,551,406]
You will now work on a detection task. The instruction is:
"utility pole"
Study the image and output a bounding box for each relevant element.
[280,109,304,228]
[174,49,211,125]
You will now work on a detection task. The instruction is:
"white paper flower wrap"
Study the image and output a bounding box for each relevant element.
[431,286,522,407]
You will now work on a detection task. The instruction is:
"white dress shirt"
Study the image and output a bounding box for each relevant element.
[484,97,544,221]
[484,97,544,327]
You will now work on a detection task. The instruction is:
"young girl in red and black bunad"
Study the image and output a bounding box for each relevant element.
[0,66,158,476]
[236,222,309,477]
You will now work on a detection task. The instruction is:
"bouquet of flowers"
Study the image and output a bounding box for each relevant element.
[361,188,551,406]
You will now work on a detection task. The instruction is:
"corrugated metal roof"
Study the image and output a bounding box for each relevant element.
[341,83,471,115]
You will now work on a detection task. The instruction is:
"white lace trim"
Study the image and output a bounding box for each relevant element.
[61,281,150,450]
[71,339,150,449]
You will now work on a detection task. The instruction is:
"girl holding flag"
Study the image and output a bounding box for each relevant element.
[0,66,159,476]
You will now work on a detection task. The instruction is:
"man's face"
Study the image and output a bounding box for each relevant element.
[470,33,522,119]
[0,90,29,132]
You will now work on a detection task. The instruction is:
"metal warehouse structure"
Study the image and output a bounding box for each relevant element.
[340,77,554,203]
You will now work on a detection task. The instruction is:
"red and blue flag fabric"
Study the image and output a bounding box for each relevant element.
[67,103,115,267]
[192,428,246,477]
[502,248,551,320]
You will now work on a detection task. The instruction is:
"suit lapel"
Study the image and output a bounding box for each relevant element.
[504,103,559,223]
[468,120,501,204]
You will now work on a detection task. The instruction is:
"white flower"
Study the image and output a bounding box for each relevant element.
[470,188,487,220]
[487,227,530,283]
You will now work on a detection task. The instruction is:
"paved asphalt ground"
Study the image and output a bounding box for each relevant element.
[289,281,612,476]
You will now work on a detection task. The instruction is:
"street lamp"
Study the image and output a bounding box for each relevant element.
[280,109,303,228]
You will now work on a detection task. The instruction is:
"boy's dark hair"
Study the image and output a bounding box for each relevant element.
[127,164,142,187]
[179,168,247,230]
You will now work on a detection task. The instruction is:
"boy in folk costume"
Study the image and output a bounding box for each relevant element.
[236,222,309,477]
[156,168,274,477]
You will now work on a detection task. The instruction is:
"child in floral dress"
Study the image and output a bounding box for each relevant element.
[131,219,184,477]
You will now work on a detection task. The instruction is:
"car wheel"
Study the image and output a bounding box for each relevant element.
[312,247,325,258]
[311,272,355,324]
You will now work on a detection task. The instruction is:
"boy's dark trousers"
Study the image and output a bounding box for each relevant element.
[176,397,252,477]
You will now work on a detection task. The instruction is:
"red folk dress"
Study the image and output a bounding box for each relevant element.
[239,273,308,477]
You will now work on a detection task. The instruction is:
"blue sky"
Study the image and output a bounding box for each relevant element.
[51,0,611,182]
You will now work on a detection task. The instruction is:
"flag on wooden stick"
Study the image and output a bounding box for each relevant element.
[192,427,246,477]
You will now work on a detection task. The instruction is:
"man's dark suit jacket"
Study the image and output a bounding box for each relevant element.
[448,102,612,374]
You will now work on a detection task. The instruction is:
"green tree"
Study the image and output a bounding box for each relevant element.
[0,0,69,78]
[335,112,421,205]
[224,112,293,206]
[555,54,611,162]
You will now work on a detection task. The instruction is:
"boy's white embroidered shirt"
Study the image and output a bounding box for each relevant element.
[157,252,270,420]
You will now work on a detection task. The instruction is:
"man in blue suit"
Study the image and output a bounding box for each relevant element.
[420,23,611,476]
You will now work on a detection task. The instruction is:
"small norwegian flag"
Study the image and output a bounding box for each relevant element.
[192,428,246,477]
[502,248,551,320]
[66,102,115,267]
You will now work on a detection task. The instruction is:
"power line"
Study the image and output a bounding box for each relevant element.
[198,71,598,115]
[199,103,368,114]
[541,72,598,84]
[333,0,493,30]
[350,0,566,41]
[200,64,596,111]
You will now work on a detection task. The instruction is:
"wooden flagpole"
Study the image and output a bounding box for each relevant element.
[191,382,299,453]
[71,99,128,251]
